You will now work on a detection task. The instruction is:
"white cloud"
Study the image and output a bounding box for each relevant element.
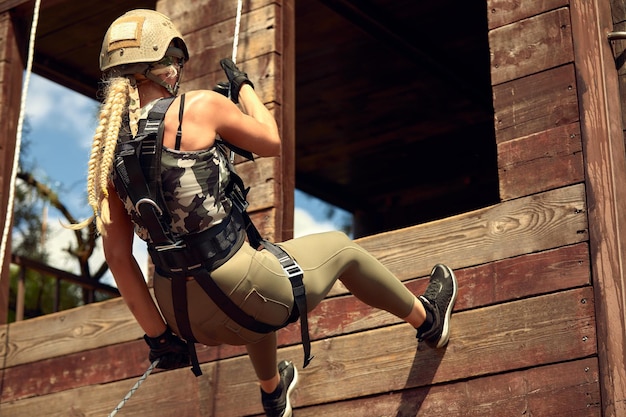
[293,207,339,238]
[25,74,98,149]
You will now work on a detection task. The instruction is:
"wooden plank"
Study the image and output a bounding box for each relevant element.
[182,52,280,105]
[0,296,144,368]
[2,243,591,402]
[278,0,296,241]
[571,0,626,415]
[498,122,584,200]
[2,361,216,417]
[2,288,596,416]
[487,0,569,29]
[294,358,601,416]
[182,5,278,82]
[493,64,580,143]
[357,183,587,283]
[490,8,574,85]
[158,0,275,35]
[235,156,279,212]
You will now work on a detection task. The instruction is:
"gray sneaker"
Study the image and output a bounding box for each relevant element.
[261,360,299,417]
[416,264,458,348]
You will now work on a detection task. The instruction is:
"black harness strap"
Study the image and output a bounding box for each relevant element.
[115,97,176,246]
[170,270,202,376]
[261,240,314,368]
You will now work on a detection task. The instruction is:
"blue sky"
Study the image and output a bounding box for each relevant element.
[20,74,351,285]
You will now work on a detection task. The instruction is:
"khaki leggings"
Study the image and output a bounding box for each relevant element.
[154,231,415,380]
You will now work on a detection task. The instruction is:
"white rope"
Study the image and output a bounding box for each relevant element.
[0,0,42,278]
[108,359,160,417]
[229,0,244,164]
[231,0,243,64]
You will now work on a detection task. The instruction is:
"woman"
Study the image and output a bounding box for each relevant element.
[77,9,457,417]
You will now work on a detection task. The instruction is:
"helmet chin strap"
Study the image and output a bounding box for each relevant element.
[144,64,183,96]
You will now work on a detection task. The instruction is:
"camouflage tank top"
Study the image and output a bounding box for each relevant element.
[114,99,232,242]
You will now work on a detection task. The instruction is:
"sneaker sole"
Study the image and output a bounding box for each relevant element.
[433,264,458,348]
[282,364,299,417]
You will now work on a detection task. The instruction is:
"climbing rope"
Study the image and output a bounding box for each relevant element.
[0,0,42,279]
[229,0,244,163]
[232,0,243,64]
[108,359,160,417]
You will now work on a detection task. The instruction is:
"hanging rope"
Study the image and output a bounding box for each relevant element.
[229,0,244,163]
[232,0,243,64]
[0,0,42,279]
[108,359,160,417]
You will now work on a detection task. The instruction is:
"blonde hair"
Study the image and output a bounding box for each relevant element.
[69,76,138,232]
[69,65,177,233]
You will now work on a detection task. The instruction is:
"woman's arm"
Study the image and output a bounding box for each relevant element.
[101,185,166,338]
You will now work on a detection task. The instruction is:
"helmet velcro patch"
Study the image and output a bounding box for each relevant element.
[108,16,145,52]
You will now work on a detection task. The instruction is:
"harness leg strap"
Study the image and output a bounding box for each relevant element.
[262,240,314,368]
[291,274,314,368]
[171,274,203,376]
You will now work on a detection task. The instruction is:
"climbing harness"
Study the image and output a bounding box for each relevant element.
[112,95,313,377]
[0,0,42,278]
[108,359,160,417]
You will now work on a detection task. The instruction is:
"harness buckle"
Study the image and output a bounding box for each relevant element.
[154,240,187,252]
[278,255,304,279]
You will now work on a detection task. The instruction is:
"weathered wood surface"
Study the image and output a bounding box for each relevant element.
[293,358,601,417]
[0,296,143,368]
[182,4,279,84]
[2,288,597,416]
[490,7,574,86]
[493,64,580,143]
[2,242,591,403]
[356,183,587,285]
[571,0,626,415]
[236,156,279,212]
[487,0,568,29]
[498,122,584,200]
[0,11,23,324]
[0,184,588,369]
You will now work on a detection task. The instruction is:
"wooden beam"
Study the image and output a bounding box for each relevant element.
[279,0,296,241]
[0,11,24,323]
[10,255,119,296]
[570,0,626,415]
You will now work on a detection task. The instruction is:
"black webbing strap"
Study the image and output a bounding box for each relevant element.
[228,184,314,368]
[262,240,314,368]
[115,97,176,247]
[170,271,202,376]
[191,268,279,334]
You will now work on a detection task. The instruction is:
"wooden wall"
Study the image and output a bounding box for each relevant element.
[1,0,626,416]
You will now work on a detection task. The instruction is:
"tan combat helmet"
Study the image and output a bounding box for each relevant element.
[100,9,189,93]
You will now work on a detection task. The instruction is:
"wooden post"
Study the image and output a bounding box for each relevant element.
[0,11,25,324]
[570,0,626,415]
[279,0,296,241]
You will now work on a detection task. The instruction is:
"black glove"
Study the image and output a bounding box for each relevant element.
[143,327,190,370]
[212,81,231,98]
[219,58,254,103]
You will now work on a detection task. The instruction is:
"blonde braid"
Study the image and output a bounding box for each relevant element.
[67,76,131,231]
[99,78,130,198]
